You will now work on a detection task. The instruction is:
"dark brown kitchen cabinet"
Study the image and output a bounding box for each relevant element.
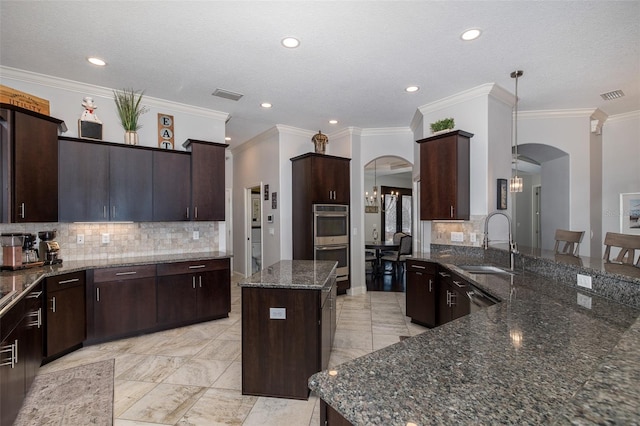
[291,153,351,292]
[88,265,157,342]
[44,271,86,359]
[183,139,228,221]
[1,104,64,223]
[157,258,231,326]
[437,268,470,324]
[23,283,43,391]
[320,275,338,371]
[153,150,191,221]
[320,400,354,426]
[58,137,153,222]
[417,130,472,220]
[406,259,438,328]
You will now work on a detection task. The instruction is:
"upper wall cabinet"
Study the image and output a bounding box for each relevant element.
[417,130,472,221]
[183,139,228,221]
[59,137,153,222]
[1,104,64,223]
[291,153,351,205]
[152,150,191,221]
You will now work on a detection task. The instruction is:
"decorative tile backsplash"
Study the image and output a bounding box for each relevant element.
[431,215,484,246]
[0,222,221,263]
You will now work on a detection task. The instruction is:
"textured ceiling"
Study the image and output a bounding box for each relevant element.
[1,1,639,147]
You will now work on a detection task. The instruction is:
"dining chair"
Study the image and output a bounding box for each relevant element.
[365,250,377,274]
[381,235,412,275]
[382,232,406,257]
[553,229,585,256]
[603,232,640,266]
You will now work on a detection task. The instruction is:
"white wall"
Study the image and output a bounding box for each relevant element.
[539,155,571,250]
[602,111,640,249]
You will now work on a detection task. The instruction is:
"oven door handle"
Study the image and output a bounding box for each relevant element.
[315,213,349,218]
[315,245,348,250]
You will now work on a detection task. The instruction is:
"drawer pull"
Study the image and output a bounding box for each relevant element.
[96,288,100,302]
[115,271,137,276]
[189,265,206,269]
[439,272,450,278]
[26,291,43,299]
[58,278,79,285]
[429,279,433,292]
[51,296,56,313]
[453,280,465,288]
[412,265,426,270]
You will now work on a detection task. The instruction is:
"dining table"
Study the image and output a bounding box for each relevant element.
[365,240,399,275]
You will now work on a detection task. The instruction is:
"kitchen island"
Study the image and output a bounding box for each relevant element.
[240,260,337,400]
[310,249,640,425]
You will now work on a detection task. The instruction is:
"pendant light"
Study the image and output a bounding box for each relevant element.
[365,159,379,213]
[510,70,524,193]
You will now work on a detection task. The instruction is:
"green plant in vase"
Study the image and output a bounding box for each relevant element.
[113,88,149,145]
[430,118,455,134]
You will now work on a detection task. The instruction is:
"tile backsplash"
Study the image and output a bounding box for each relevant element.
[431,215,484,246]
[0,222,221,263]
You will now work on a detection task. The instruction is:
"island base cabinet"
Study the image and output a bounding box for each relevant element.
[241,287,320,400]
[321,400,353,426]
[406,260,437,328]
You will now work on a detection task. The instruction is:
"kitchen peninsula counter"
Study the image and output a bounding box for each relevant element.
[310,250,640,425]
[0,251,231,315]
[240,260,337,400]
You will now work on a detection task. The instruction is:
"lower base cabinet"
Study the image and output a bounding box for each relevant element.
[157,258,231,326]
[321,400,353,426]
[437,268,470,325]
[406,260,437,327]
[45,272,86,358]
[89,265,157,341]
[1,283,43,426]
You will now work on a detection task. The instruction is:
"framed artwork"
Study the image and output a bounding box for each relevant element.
[264,184,269,201]
[497,179,508,210]
[620,192,640,234]
[272,192,278,209]
[252,198,260,222]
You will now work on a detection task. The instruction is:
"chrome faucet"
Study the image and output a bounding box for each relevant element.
[483,211,519,271]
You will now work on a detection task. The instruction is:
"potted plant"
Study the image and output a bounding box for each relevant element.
[430,117,455,135]
[113,88,148,145]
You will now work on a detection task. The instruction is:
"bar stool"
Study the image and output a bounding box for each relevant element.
[603,232,640,266]
[554,229,585,256]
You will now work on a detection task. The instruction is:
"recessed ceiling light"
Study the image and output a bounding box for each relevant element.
[461,28,481,41]
[260,102,272,108]
[87,57,106,66]
[405,86,419,93]
[329,119,338,124]
[281,37,300,48]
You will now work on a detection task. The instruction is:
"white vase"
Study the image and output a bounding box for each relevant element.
[124,131,138,145]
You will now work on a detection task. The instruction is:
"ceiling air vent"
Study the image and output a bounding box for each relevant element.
[600,90,624,101]
[212,88,243,101]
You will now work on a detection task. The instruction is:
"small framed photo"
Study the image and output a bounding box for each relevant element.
[272,192,277,209]
[497,179,508,210]
[620,192,640,234]
[264,184,269,201]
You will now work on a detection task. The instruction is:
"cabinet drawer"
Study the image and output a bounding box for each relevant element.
[93,265,156,283]
[406,260,436,274]
[24,282,44,312]
[46,271,85,292]
[157,258,229,276]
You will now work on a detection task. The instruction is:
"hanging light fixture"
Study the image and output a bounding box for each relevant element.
[510,70,524,193]
[365,160,379,213]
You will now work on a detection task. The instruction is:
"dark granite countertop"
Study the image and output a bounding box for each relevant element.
[238,260,337,290]
[0,251,231,315]
[309,250,640,425]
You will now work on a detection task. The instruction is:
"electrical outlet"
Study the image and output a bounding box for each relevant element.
[101,233,110,244]
[76,234,84,244]
[451,232,464,242]
[577,274,592,289]
[470,233,477,243]
[193,230,199,240]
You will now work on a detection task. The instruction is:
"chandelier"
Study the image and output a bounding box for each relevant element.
[510,70,524,193]
[365,160,379,213]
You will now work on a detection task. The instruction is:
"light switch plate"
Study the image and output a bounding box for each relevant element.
[451,232,464,242]
[269,307,286,320]
[101,233,110,244]
[193,230,199,240]
[77,234,84,244]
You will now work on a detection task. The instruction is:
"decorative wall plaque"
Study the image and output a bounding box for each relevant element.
[158,113,174,149]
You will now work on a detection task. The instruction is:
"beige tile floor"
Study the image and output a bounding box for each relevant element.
[36,275,428,426]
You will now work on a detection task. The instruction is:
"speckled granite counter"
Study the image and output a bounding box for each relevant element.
[238,259,337,290]
[0,251,231,315]
[309,251,640,425]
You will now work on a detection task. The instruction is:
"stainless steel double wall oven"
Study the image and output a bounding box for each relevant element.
[313,204,349,283]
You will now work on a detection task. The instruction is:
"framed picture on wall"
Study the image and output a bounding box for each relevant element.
[497,179,508,210]
[620,192,640,235]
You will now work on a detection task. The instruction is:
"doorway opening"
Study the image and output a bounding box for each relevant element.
[246,185,262,275]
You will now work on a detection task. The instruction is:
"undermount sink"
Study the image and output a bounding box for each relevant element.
[457,265,515,275]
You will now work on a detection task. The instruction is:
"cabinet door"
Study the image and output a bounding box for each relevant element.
[59,139,110,222]
[448,276,470,322]
[197,269,230,319]
[1,323,25,426]
[13,110,58,222]
[406,265,437,328]
[190,142,225,221]
[45,285,86,357]
[109,145,153,221]
[23,285,43,391]
[157,275,197,325]
[153,150,191,221]
[311,156,350,203]
[93,277,157,339]
[321,293,331,371]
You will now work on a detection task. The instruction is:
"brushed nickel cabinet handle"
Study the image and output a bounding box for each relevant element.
[96,288,100,302]
[51,296,56,313]
[189,265,206,269]
[59,278,79,285]
[192,276,196,289]
[199,276,202,288]
[115,271,137,276]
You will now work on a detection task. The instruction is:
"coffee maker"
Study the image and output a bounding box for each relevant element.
[22,233,40,265]
[1,233,24,270]
[39,230,62,265]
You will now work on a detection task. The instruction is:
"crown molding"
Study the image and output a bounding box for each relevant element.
[518,108,600,120]
[231,125,280,155]
[328,127,361,140]
[0,66,229,121]
[418,83,501,115]
[605,110,640,124]
[275,124,315,138]
[360,127,412,137]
